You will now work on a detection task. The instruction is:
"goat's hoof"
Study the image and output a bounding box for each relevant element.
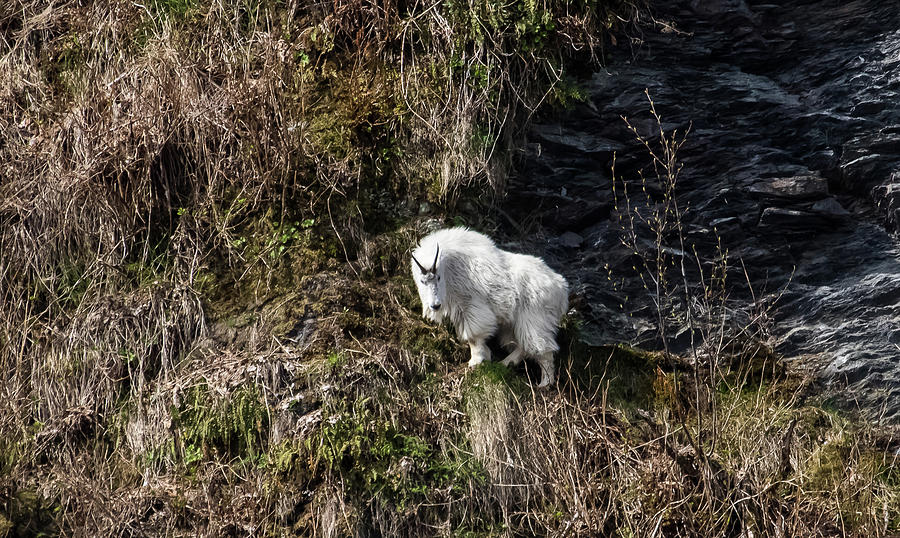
[467,358,485,368]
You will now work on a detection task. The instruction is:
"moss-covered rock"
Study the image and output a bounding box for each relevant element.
[561,322,668,410]
[0,488,59,538]
[172,383,270,465]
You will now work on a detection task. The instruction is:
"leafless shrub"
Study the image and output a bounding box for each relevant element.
[601,91,900,536]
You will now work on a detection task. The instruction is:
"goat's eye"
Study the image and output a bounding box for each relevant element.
[437,276,441,281]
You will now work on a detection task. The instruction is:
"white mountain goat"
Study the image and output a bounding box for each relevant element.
[411,227,569,387]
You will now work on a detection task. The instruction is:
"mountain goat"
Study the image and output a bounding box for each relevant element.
[411,227,568,387]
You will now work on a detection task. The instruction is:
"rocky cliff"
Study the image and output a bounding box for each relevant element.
[509,0,900,421]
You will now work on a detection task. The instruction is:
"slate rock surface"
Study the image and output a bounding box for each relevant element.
[504,0,900,421]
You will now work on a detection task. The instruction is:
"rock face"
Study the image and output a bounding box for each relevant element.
[504,0,900,421]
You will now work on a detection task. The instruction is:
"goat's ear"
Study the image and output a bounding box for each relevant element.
[411,253,427,274]
[430,244,440,272]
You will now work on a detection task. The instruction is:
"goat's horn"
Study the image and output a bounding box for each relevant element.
[411,253,427,274]
[431,245,439,272]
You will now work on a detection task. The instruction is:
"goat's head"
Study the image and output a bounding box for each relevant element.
[412,245,444,313]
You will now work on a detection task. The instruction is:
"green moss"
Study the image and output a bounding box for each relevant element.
[360,230,419,278]
[268,438,313,481]
[451,524,508,538]
[326,351,347,370]
[173,383,270,465]
[466,361,525,393]
[45,34,85,95]
[443,0,557,52]
[713,342,787,393]
[563,335,663,410]
[401,322,461,363]
[306,108,356,161]
[0,436,28,478]
[460,360,531,437]
[548,76,588,109]
[0,488,59,537]
[0,514,11,537]
[57,261,91,311]
[148,0,197,19]
[313,397,484,509]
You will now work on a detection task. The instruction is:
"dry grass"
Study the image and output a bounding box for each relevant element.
[1,6,300,532]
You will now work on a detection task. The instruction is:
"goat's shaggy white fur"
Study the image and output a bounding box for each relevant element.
[411,227,568,387]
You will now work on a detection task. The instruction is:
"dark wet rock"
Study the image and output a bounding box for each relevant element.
[709,216,740,229]
[872,177,900,231]
[804,149,840,179]
[852,100,887,116]
[530,123,624,155]
[758,208,815,229]
[841,153,885,181]
[707,216,745,243]
[505,176,612,232]
[747,174,829,201]
[559,232,584,249]
[549,198,611,232]
[286,315,318,350]
[838,134,900,210]
[811,197,851,219]
[505,0,900,421]
[689,0,753,19]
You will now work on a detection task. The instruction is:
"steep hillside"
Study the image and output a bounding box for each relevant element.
[1,1,898,536]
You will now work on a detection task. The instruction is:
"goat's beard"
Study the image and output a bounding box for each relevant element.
[422,305,445,323]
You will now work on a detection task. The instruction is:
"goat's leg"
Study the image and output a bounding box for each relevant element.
[500,346,524,367]
[467,340,491,367]
[536,352,556,388]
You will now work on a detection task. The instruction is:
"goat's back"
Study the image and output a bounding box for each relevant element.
[504,251,569,320]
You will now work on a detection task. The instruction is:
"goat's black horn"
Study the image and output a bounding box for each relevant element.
[411,253,427,274]
[431,245,439,272]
